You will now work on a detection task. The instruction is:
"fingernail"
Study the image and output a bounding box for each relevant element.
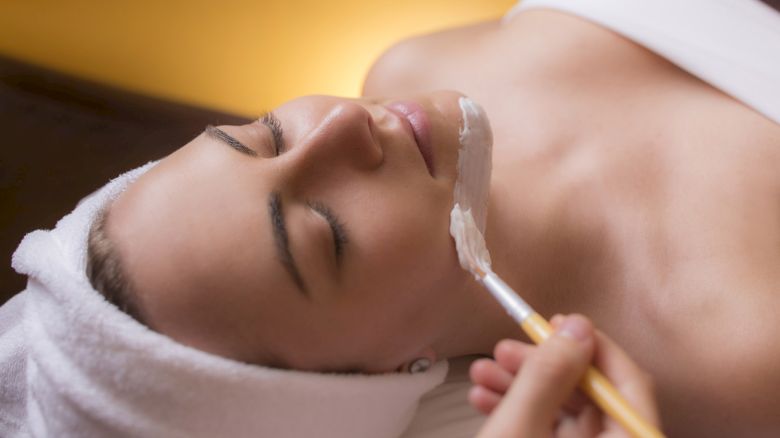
[558,316,591,342]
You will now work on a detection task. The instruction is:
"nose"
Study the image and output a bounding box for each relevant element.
[292,100,383,172]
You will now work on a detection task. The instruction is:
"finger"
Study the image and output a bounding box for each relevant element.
[592,330,661,427]
[561,388,590,416]
[469,358,515,395]
[482,315,596,436]
[468,385,502,415]
[550,313,565,328]
[576,404,602,437]
[493,339,535,375]
[557,402,601,438]
[556,414,581,438]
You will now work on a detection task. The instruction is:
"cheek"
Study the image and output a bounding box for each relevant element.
[348,184,461,294]
[344,209,462,323]
[287,219,461,371]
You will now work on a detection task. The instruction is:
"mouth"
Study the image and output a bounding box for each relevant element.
[385,101,435,176]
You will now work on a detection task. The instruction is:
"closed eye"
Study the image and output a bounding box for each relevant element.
[307,201,348,261]
[259,112,286,156]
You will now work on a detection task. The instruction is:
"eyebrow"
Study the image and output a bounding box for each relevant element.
[205,125,257,157]
[268,192,308,297]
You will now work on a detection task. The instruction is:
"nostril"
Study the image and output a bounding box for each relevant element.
[351,103,383,168]
[366,114,380,149]
[319,100,384,169]
[364,112,384,168]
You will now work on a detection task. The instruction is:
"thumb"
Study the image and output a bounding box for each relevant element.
[485,315,595,436]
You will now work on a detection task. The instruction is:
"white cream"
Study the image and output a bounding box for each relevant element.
[449,97,494,279]
[453,97,493,232]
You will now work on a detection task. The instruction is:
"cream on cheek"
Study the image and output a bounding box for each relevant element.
[452,97,493,231]
[449,97,493,275]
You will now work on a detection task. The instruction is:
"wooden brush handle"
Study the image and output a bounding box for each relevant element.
[520,313,665,438]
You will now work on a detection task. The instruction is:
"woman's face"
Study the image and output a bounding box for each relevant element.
[109,91,474,373]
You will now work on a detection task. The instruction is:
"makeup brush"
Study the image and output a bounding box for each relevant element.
[450,206,664,438]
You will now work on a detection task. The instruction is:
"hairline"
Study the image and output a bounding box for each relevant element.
[86,203,152,328]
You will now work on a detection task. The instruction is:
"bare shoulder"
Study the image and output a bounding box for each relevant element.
[361,9,667,99]
[362,19,501,97]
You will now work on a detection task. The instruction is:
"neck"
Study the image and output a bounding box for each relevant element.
[435,160,610,359]
[434,181,540,359]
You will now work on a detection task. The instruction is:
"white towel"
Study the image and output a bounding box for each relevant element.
[1,162,447,438]
[505,0,780,126]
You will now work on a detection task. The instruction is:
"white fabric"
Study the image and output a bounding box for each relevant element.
[506,0,780,125]
[0,292,27,433]
[400,356,485,438]
[1,162,447,438]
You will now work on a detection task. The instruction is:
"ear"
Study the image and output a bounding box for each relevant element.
[396,347,438,373]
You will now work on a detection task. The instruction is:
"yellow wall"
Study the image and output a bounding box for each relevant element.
[0,0,515,115]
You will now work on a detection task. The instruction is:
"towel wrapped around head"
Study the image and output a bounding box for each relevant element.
[0,163,447,438]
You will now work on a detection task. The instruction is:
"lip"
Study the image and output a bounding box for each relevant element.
[385,101,435,176]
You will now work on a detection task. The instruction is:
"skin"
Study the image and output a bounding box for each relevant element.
[109,91,517,373]
[107,8,780,437]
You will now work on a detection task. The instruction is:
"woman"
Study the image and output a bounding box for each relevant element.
[27,0,780,436]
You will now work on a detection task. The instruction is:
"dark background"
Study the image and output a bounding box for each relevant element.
[0,56,250,305]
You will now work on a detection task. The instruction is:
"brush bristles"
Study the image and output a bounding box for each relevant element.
[450,204,492,280]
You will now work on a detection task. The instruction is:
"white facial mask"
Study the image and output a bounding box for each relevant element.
[452,97,493,232]
[449,97,494,278]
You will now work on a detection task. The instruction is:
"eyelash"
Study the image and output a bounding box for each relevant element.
[307,201,348,258]
[259,112,285,156]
